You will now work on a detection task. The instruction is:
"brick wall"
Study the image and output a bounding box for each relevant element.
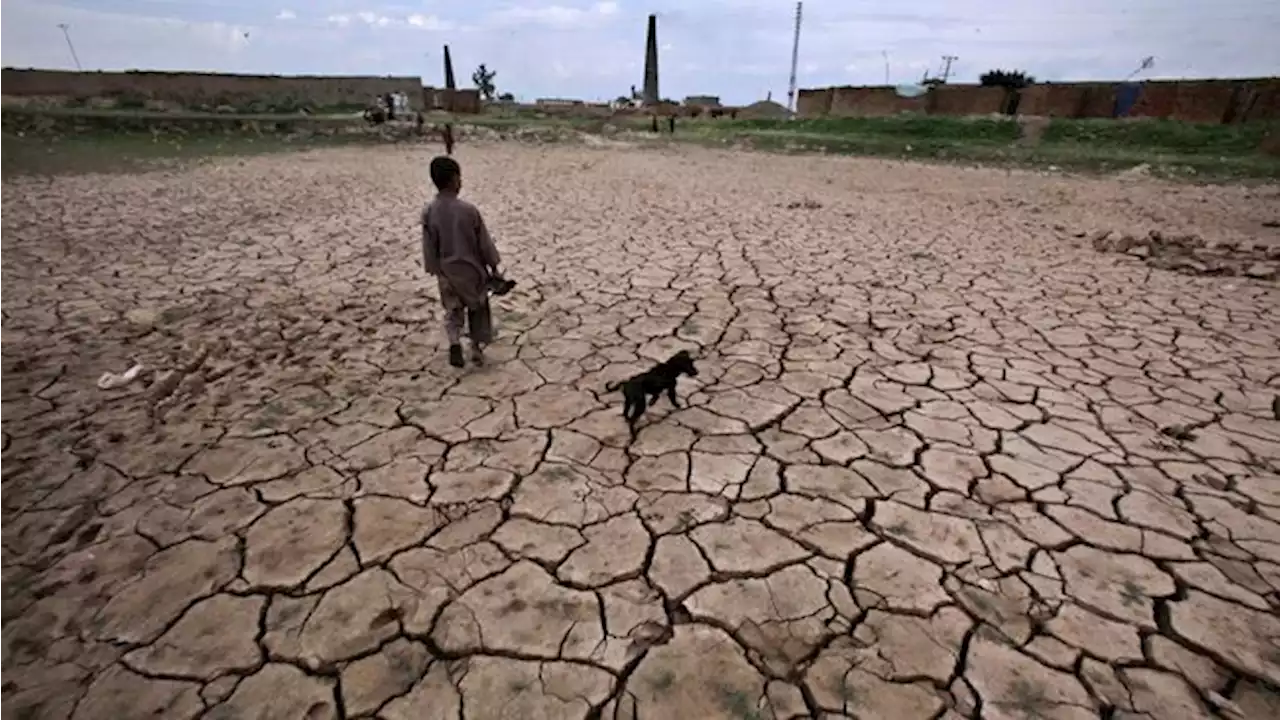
[1241,78,1280,121]
[442,89,482,114]
[1,68,423,110]
[926,86,1006,116]
[797,76,1280,123]
[1018,83,1118,118]
[796,88,833,117]
[830,86,924,117]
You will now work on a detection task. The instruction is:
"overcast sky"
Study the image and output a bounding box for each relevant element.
[4,0,1278,105]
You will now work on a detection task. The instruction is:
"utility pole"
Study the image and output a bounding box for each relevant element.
[940,54,958,83]
[882,50,890,85]
[57,23,83,71]
[786,2,802,114]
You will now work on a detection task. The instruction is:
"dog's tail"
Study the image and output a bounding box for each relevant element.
[604,380,621,393]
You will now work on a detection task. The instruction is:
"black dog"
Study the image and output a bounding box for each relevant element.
[605,350,699,437]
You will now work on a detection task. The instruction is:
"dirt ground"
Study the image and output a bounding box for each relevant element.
[3,143,1280,720]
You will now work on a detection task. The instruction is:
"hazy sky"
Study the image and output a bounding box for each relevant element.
[4,0,1278,104]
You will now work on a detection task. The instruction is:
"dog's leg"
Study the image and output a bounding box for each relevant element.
[629,395,648,423]
[666,385,681,408]
[627,393,648,431]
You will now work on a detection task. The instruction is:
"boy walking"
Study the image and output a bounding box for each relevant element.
[421,156,501,368]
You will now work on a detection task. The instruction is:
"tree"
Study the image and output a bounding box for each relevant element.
[472,64,497,101]
[979,69,1035,89]
[497,92,514,102]
[980,69,1035,116]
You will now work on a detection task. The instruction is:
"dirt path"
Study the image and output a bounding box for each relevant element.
[3,144,1279,719]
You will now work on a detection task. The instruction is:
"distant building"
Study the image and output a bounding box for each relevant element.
[684,95,721,108]
[535,98,584,106]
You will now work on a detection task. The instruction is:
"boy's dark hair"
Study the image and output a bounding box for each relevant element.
[429,156,461,190]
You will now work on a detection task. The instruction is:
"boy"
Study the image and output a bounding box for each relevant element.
[421,156,501,368]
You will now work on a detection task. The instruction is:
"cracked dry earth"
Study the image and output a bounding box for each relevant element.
[3,143,1280,720]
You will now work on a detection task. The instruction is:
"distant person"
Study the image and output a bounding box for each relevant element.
[421,156,503,368]
[668,116,675,133]
[384,92,396,121]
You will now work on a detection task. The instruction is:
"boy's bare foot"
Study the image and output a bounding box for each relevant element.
[448,344,465,368]
[470,345,485,366]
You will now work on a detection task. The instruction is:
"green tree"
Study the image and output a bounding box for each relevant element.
[979,69,1035,89]
[472,64,497,101]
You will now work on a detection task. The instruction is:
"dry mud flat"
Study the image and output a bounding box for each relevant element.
[2,143,1279,720]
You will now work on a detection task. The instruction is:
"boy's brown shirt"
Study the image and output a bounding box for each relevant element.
[421,192,501,309]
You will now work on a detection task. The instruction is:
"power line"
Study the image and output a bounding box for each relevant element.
[57,23,83,71]
[786,1,802,113]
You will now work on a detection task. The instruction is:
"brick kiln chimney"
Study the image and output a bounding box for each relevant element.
[643,14,659,105]
[443,45,456,90]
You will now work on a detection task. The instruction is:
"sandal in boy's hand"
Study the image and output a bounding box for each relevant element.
[488,275,517,296]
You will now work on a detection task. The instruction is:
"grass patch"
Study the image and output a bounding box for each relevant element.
[677,114,1280,181]
[726,115,1021,143]
[1039,117,1271,155]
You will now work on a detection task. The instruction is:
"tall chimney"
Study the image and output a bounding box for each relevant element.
[443,45,456,90]
[643,14,659,105]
